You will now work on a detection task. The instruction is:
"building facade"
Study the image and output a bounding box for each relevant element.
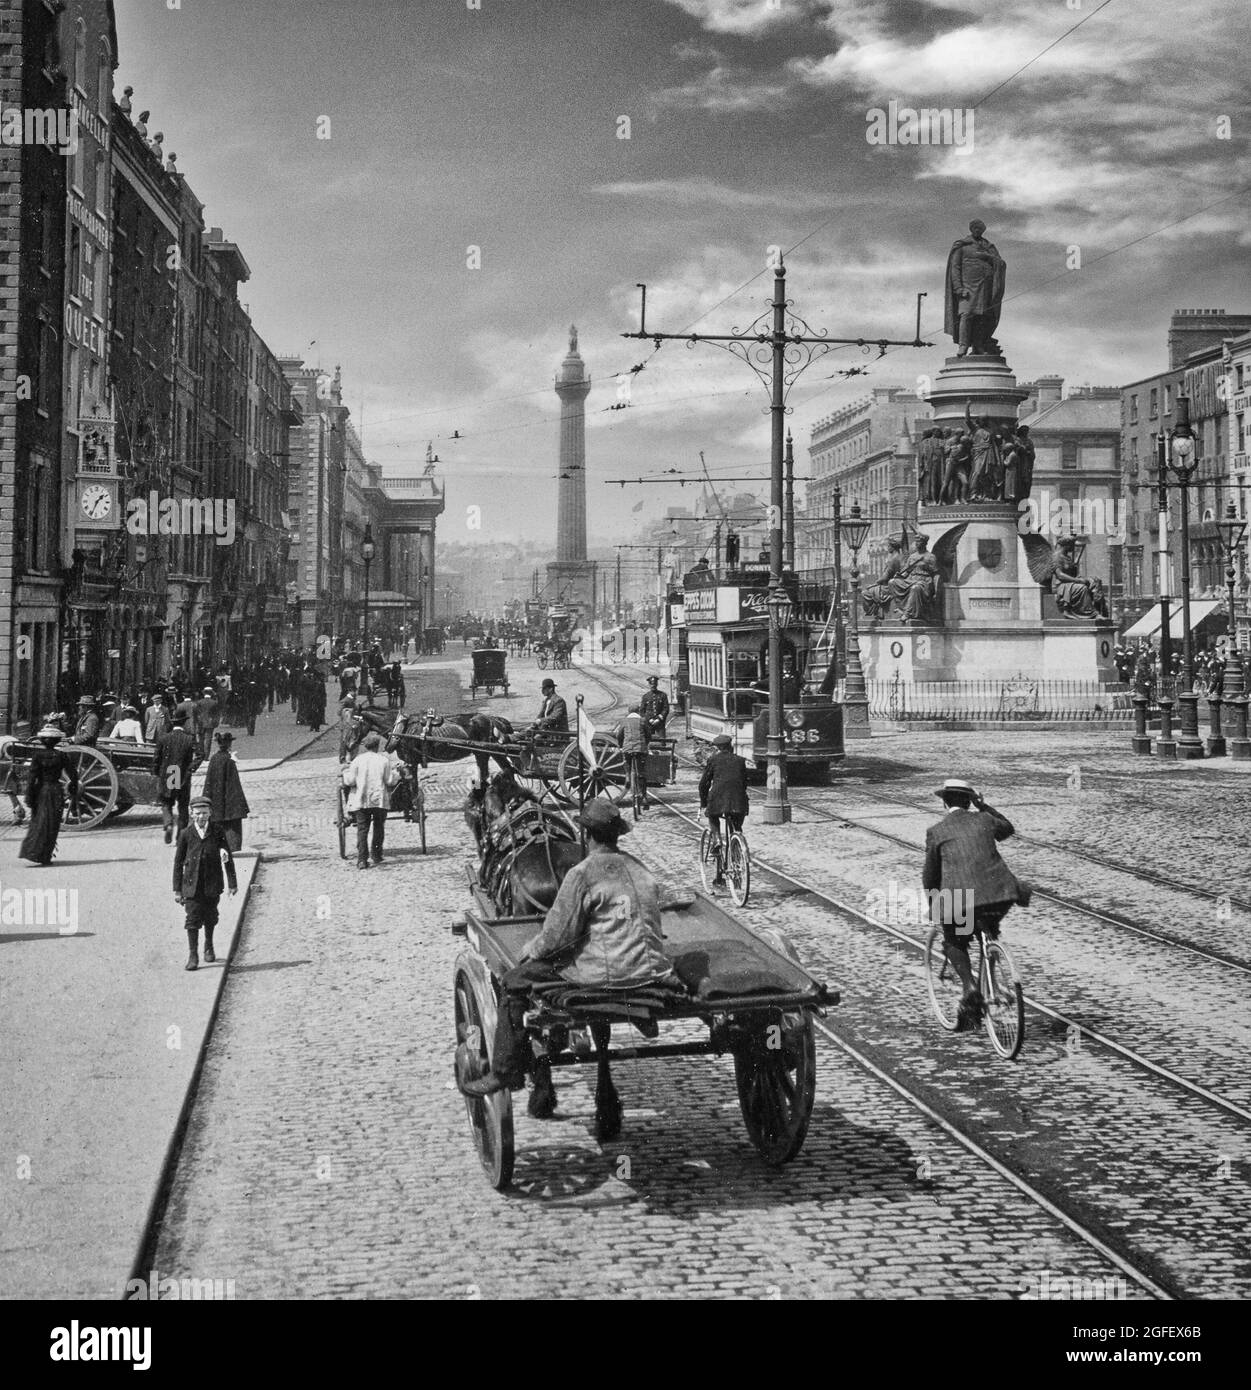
[805,386,932,573]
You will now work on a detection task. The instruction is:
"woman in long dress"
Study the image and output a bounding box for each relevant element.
[20,726,79,866]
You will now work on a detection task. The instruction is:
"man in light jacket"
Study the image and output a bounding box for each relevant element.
[342,730,399,869]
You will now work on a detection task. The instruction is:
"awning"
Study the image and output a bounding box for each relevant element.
[1123,599,1223,640]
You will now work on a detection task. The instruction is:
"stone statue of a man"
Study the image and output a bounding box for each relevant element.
[945,219,1006,357]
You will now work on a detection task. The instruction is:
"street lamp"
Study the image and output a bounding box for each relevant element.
[839,501,872,739]
[1165,399,1203,758]
[1216,501,1249,762]
[361,523,375,660]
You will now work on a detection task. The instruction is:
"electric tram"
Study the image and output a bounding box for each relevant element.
[667,559,844,782]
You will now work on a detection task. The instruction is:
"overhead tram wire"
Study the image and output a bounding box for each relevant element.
[369,4,1123,438]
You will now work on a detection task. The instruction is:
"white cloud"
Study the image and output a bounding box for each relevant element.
[590,177,803,209]
[661,0,828,36]
[649,62,799,112]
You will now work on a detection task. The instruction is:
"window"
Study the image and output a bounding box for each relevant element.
[1149,388,1159,418]
[73,19,86,92]
[1237,364,1245,392]
[97,41,111,114]
[37,322,55,414]
[94,150,106,216]
[1163,384,1172,415]
[1062,440,1079,470]
[1129,394,1138,423]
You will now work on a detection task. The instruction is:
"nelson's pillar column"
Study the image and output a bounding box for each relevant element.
[545,325,597,622]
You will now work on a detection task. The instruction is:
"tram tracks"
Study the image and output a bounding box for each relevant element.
[566,666,1205,1297]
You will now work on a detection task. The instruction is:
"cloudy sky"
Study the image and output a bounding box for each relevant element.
[114,0,1249,554]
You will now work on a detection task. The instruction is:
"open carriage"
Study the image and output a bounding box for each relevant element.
[450,797,839,1190]
[0,734,167,829]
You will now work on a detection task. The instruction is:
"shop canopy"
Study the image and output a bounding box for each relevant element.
[1123,599,1223,640]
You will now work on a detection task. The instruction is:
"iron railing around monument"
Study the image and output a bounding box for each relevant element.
[862,677,1136,723]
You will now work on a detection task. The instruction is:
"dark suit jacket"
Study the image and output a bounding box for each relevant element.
[173,824,238,901]
[698,750,750,817]
[922,806,1021,921]
[535,694,568,732]
[153,728,199,794]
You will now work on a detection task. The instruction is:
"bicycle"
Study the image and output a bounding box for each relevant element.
[699,814,750,907]
[924,920,1024,1058]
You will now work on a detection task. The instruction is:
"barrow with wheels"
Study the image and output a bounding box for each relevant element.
[335,764,427,859]
[450,888,838,1190]
[0,736,167,829]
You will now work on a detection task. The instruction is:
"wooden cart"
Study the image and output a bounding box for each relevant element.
[451,891,838,1190]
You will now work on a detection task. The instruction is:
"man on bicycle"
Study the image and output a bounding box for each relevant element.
[923,778,1030,1031]
[616,704,650,810]
[639,675,670,742]
[698,733,748,887]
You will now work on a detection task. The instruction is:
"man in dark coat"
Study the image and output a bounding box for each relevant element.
[154,710,200,843]
[174,796,238,971]
[71,695,100,746]
[698,733,750,885]
[531,678,568,732]
[202,729,250,852]
[194,686,219,761]
[639,675,670,740]
[304,667,327,732]
[922,778,1030,1029]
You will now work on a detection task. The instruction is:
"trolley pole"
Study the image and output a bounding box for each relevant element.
[765,265,789,823]
[620,260,930,824]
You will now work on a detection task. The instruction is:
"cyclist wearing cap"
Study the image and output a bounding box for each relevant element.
[616,704,650,810]
[923,778,1030,1030]
[698,733,749,885]
[460,798,691,1100]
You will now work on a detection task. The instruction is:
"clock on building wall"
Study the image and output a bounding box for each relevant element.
[76,479,120,530]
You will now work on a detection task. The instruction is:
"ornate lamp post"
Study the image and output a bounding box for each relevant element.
[839,501,872,738]
[1166,399,1203,758]
[1217,501,1249,760]
[361,523,375,657]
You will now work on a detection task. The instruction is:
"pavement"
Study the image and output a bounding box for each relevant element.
[0,681,339,1300]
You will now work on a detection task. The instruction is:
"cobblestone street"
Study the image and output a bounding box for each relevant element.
[130,657,1248,1300]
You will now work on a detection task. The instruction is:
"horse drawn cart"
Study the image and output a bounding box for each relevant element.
[450,805,839,1189]
[391,711,674,805]
[469,648,510,699]
[0,734,166,829]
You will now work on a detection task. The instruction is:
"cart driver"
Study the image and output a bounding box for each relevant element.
[639,675,670,741]
[459,800,692,1099]
[698,733,749,886]
[530,678,568,733]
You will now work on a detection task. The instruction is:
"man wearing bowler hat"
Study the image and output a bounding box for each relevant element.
[923,779,1031,1029]
[174,796,237,971]
[531,678,568,733]
[71,695,100,746]
[459,799,691,1100]
[153,709,199,842]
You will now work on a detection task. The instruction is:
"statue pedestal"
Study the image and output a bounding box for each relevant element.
[852,352,1116,704]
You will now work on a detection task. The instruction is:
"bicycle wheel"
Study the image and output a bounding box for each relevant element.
[698,827,717,893]
[983,939,1025,1059]
[924,926,961,1032]
[726,833,751,907]
[632,767,643,821]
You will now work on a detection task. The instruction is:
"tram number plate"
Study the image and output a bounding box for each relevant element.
[788,728,819,744]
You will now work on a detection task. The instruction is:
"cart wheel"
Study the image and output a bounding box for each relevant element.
[335,785,347,859]
[537,650,549,670]
[61,745,118,831]
[454,965,514,1190]
[556,738,627,802]
[733,1012,816,1166]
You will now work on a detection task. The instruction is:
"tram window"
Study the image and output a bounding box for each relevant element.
[728,651,758,687]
